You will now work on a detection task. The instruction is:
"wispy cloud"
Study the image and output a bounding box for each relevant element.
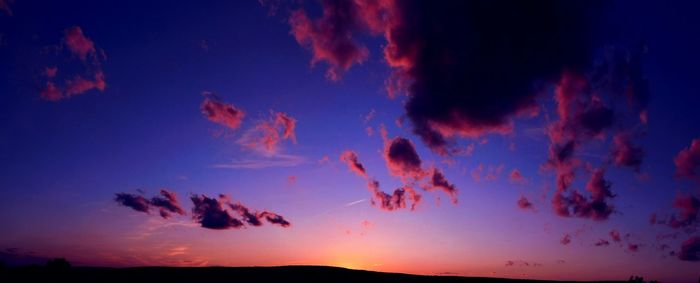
[211,154,306,169]
[344,199,367,207]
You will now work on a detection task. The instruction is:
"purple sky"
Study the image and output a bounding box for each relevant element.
[0,1,699,282]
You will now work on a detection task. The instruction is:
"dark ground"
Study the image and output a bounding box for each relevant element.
[0,265,633,283]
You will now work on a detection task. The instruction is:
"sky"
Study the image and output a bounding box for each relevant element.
[0,0,699,282]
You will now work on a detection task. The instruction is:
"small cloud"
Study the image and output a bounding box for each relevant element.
[674,139,700,183]
[509,168,527,184]
[237,111,297,155]
[561,234,572,245]
[200,92,245,130]
[517,196,534,210]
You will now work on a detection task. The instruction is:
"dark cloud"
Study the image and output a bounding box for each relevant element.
[258,211,291,227]
[678,236,700,261]
[115,189,185,219]
[201,92,245,130]
[191,194,290,230]
[552,168,615,221]
[627,244,640,252]
[229,202,263,226]
[149,189,186,219]
[283,1,620,154]
[229,202,291,228]
[425,168,458,204]
[383,136,423,179]
[115,193,151,213]
[385,1,607,154]
[561,234,572,245]
[668,194,700,230]
[517,196,533,210]
[505,260,542,268]
[674,139,700,183]
[191,194,244,230]
[595,239,610,247]
[366,180,407,211]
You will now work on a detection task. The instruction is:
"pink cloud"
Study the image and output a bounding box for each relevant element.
[200,93,246,130]
[340,149,423,211]
[340,150,367,178]
[509,168,526,184]
[40,82,62,102]
[64,26,97,61]
[668,194,699,230]
[40,26,107,101]
[674,138,700,183]
[611,132,644,172]
[238,111,297,154]
[288,1,369,81]
[65,71,106,97]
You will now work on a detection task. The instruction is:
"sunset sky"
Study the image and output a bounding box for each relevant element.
[1,1,699,282]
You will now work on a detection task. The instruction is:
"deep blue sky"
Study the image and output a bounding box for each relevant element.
[1,1,699,282]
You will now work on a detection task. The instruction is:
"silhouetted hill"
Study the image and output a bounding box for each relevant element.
[0,265,630,283]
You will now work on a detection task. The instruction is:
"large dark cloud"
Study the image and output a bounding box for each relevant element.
[191,194,291,230]
[115,190,289,229]
[191,194,244,230]
[384,1,607,154]
[282,1,635,155]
